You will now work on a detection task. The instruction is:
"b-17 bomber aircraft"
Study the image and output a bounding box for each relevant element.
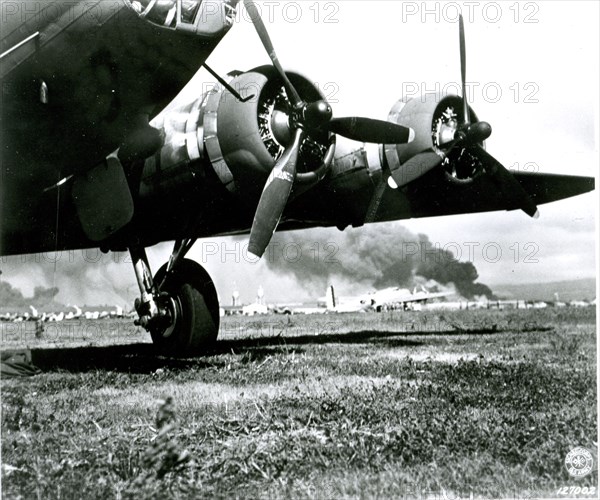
[317,285,453,314]
[1,0,595,356]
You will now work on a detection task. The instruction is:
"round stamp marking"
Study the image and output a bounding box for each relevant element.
[565,447,594,478]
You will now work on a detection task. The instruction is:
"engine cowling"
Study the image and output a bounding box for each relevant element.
[209,66,335,199]
[384,94,485,185]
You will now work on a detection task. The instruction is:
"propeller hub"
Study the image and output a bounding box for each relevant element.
[301,100,333,129]
[467,121,492,143]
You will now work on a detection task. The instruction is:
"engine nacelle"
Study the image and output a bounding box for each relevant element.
[384,94,483,185]
[137,66,335,202]
[212,66,334,198]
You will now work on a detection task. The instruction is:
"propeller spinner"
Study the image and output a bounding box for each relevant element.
[243,0,413,258]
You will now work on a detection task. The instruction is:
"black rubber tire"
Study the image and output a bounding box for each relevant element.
[150,259,220,356]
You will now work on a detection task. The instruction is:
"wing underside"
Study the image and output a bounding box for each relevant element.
[374,170,596,223]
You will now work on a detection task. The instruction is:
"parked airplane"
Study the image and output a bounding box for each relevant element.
[319,285,370,314]
[319,285,452,313]
[64,305,82,321]
[28,305,39,320]
[1,1,594,355]
[365,286,453,312]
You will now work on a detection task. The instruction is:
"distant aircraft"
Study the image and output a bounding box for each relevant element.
[1,2,594,355]
[111,305,125,318]
[319,285,370,314]
[364,286,453,312]
[29,305,39,320]
[319,285,452,313]
[65,305,83,320]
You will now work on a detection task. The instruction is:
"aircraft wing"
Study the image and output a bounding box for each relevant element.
[389,170,595,222]
[392,168,594,221]
[402,291,453,303]
[510,172,595,207]
[276,164,594,232]
[369,289,453,307]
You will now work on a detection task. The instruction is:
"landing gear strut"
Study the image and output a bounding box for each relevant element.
[129,241,220,356]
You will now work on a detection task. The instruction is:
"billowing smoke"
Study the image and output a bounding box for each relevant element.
[0,281,60,308]
[0,281,26,306]
[412,241,495,299]
[1,222,494,308]
[266,223,495,300]
[0,249,141,307]
[32,285,60,305]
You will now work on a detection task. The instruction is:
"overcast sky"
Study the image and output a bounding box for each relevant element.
[2,0,598,306]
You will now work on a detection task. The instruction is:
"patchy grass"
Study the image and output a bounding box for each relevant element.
[1,308,597,498]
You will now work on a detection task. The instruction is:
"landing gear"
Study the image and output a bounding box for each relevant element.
[150,259,219,355]
[129,242,219,356]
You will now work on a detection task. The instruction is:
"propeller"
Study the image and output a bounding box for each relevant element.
[459,14,470,126]
[474,145,539,218]
[390,15,539,218]
[244,0,413,257]
[248,129,304,258]
[243,0,303,109]
[328,117,413,144]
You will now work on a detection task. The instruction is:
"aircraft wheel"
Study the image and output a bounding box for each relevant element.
[150,259,219,356]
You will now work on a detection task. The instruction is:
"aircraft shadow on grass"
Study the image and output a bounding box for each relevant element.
[20,326,519,374]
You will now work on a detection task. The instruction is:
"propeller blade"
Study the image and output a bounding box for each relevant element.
[328,117,413,144]
[43,174,74,192]
[390,150,444,188]
[459,14,470,125]
[248,129,304,258]
[474,145,539,217]
[243,0,303,108]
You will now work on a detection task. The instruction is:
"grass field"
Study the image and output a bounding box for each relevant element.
[1,308,597,499]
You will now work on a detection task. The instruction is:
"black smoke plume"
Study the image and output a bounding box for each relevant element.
[266,223,495,299]
[0,249,139,307]
[0,281,60,308]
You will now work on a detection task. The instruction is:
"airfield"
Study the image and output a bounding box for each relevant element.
[1,307,597,498]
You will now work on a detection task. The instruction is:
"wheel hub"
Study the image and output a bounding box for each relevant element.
[156,294,180,339]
